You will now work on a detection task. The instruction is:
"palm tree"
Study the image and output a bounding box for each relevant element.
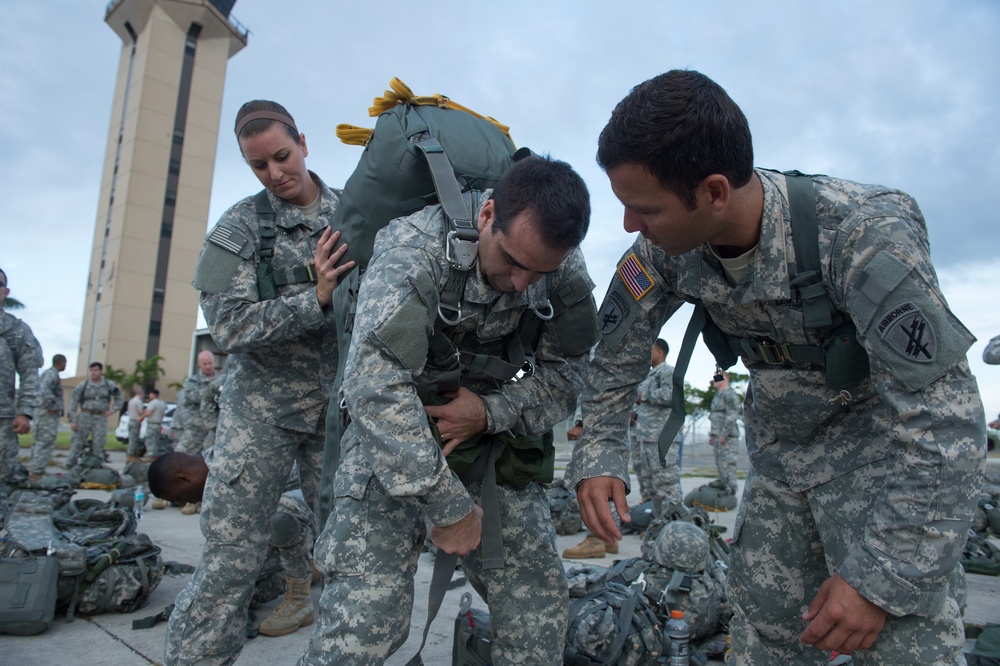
[2,296,25,310]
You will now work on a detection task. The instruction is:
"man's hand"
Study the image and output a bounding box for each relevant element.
[12,415,31,435]
[576,476,630,543]
[423,387,487,455]
[800,573,888,653]
[430,505,483,555]
[314,227,356,307]
[70,422,78,432]
[567,424,583,441]
[989,419,999,430]
[708,435,717,446]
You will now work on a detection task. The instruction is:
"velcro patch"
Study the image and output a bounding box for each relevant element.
[876,301,935,363]
[618,254,653,300]
[208,225,252,258]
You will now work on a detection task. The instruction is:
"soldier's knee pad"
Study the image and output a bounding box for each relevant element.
[270,511,302,549]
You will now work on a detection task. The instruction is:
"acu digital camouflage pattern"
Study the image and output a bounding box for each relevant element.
[569,170,986,665]
[28,364,64,475]
[66,377,122,468]
[984,334,1000,365]
[564,580,663,665]
[708,385,741,494]
[165,175,340,666]
[633,360,682,515]
[545,478,583,535]
[0,311,40,482]
[199,372,225,447]
[302,196,597,666]
[176,371,211,455]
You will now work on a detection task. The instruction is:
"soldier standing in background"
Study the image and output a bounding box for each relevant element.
[0,267,41,484]
[66,362,123,468]
[125,385,146,461]
[28,353,66,480]
[177,350,217,455]
[708,371,741,496]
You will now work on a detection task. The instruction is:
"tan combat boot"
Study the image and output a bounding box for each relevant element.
[258,575,315,637]
[152,497,169,510]
[181,502,202,515]
[561,534,618,559]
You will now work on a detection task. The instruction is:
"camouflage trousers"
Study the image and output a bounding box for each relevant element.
[145,424,172,458]
[637,436,682,517]
[728,466,967,665]
[28,412,60,475]
[0,418,18,481]
[252,507,317,606]
[164,412,324,666]
[711,435,739,494]
[66,412,108,467]
[127,420,144,457]
[179,422,210,456]
[630,431,646,498]
[300,477,568,665]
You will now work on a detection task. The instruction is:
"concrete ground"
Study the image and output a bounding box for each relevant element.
[3,442,997,665]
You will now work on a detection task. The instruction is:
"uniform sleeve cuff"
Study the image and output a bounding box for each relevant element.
[481,394,515,434]
[839,544,948,617]
[420,471,476,527]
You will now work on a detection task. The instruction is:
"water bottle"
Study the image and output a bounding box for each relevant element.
[666,609,690,666]
[134,484,145,520]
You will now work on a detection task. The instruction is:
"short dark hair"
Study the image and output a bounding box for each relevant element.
[0,267,7,285]
[654,338,669,355]
[148,389,160,397]
[148,452,183,500]
[597,70,754,209]
[234,100,300,146]
[53,354,66,365]
[88,362,103,370]
[490,155,590,252]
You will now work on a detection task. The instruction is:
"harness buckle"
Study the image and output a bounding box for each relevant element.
[757,340,791,365]
[445,229,478,271]
[532,301,554,321]
[437,301,462,326]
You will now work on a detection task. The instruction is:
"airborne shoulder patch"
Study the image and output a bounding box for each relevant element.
[876,301,935,363]
[618,253,654,300]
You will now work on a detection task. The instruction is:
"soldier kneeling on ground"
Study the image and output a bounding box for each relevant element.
[147,452,319,637]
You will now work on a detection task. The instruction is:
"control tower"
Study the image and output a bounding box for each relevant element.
[76,0,247,391]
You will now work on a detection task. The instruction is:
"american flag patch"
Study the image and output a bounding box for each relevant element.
[208,226,248,255]
[618,253,653,300]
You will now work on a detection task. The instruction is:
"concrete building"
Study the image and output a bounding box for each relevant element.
[76,0,247,396]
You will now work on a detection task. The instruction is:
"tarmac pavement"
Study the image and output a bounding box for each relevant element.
[4,445,997,665]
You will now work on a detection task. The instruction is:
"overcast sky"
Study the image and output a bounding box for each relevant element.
[2,0,999,414]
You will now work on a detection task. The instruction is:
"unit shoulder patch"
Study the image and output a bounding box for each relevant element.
[876,301,935,363]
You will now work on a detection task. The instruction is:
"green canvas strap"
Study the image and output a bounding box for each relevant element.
[565,584,641,666]
[405,441,505,666]
[253,189,319,293]
[785,172,835,330]
[657,303,705,465]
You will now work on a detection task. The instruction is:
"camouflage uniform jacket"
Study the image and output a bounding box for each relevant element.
[709,386,740,439]
[984,334,1000,365]
[633,362,674,441]
[37,366,64,418]
[194,174,340,433]
[337,193,598,528]
[568,169,986,617]
[180,371,211,429]
[200,372,225,429]
[0,311,40,419]
[67,378,123,423]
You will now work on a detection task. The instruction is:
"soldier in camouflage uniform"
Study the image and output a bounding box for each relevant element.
[708,371,740,495]
[125,386,146,459]
[569,70,986,665]
[164,101,353,666]
[149,451,318,637]
[0,267,41,483]
[300,157,597,666]
[28,353,66,479]
[177,351,217,455]
[200,371,224,450]
[66,361,123,469]
[633,338,682,516]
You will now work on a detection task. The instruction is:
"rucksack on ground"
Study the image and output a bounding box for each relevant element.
[545,479,583,536]
[77,452,122,490]
[564,580,663,666]
[453,591,493,666]
[2,492,163,617]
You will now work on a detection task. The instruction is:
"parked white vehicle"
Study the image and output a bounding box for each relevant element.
[115,403,176,442]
